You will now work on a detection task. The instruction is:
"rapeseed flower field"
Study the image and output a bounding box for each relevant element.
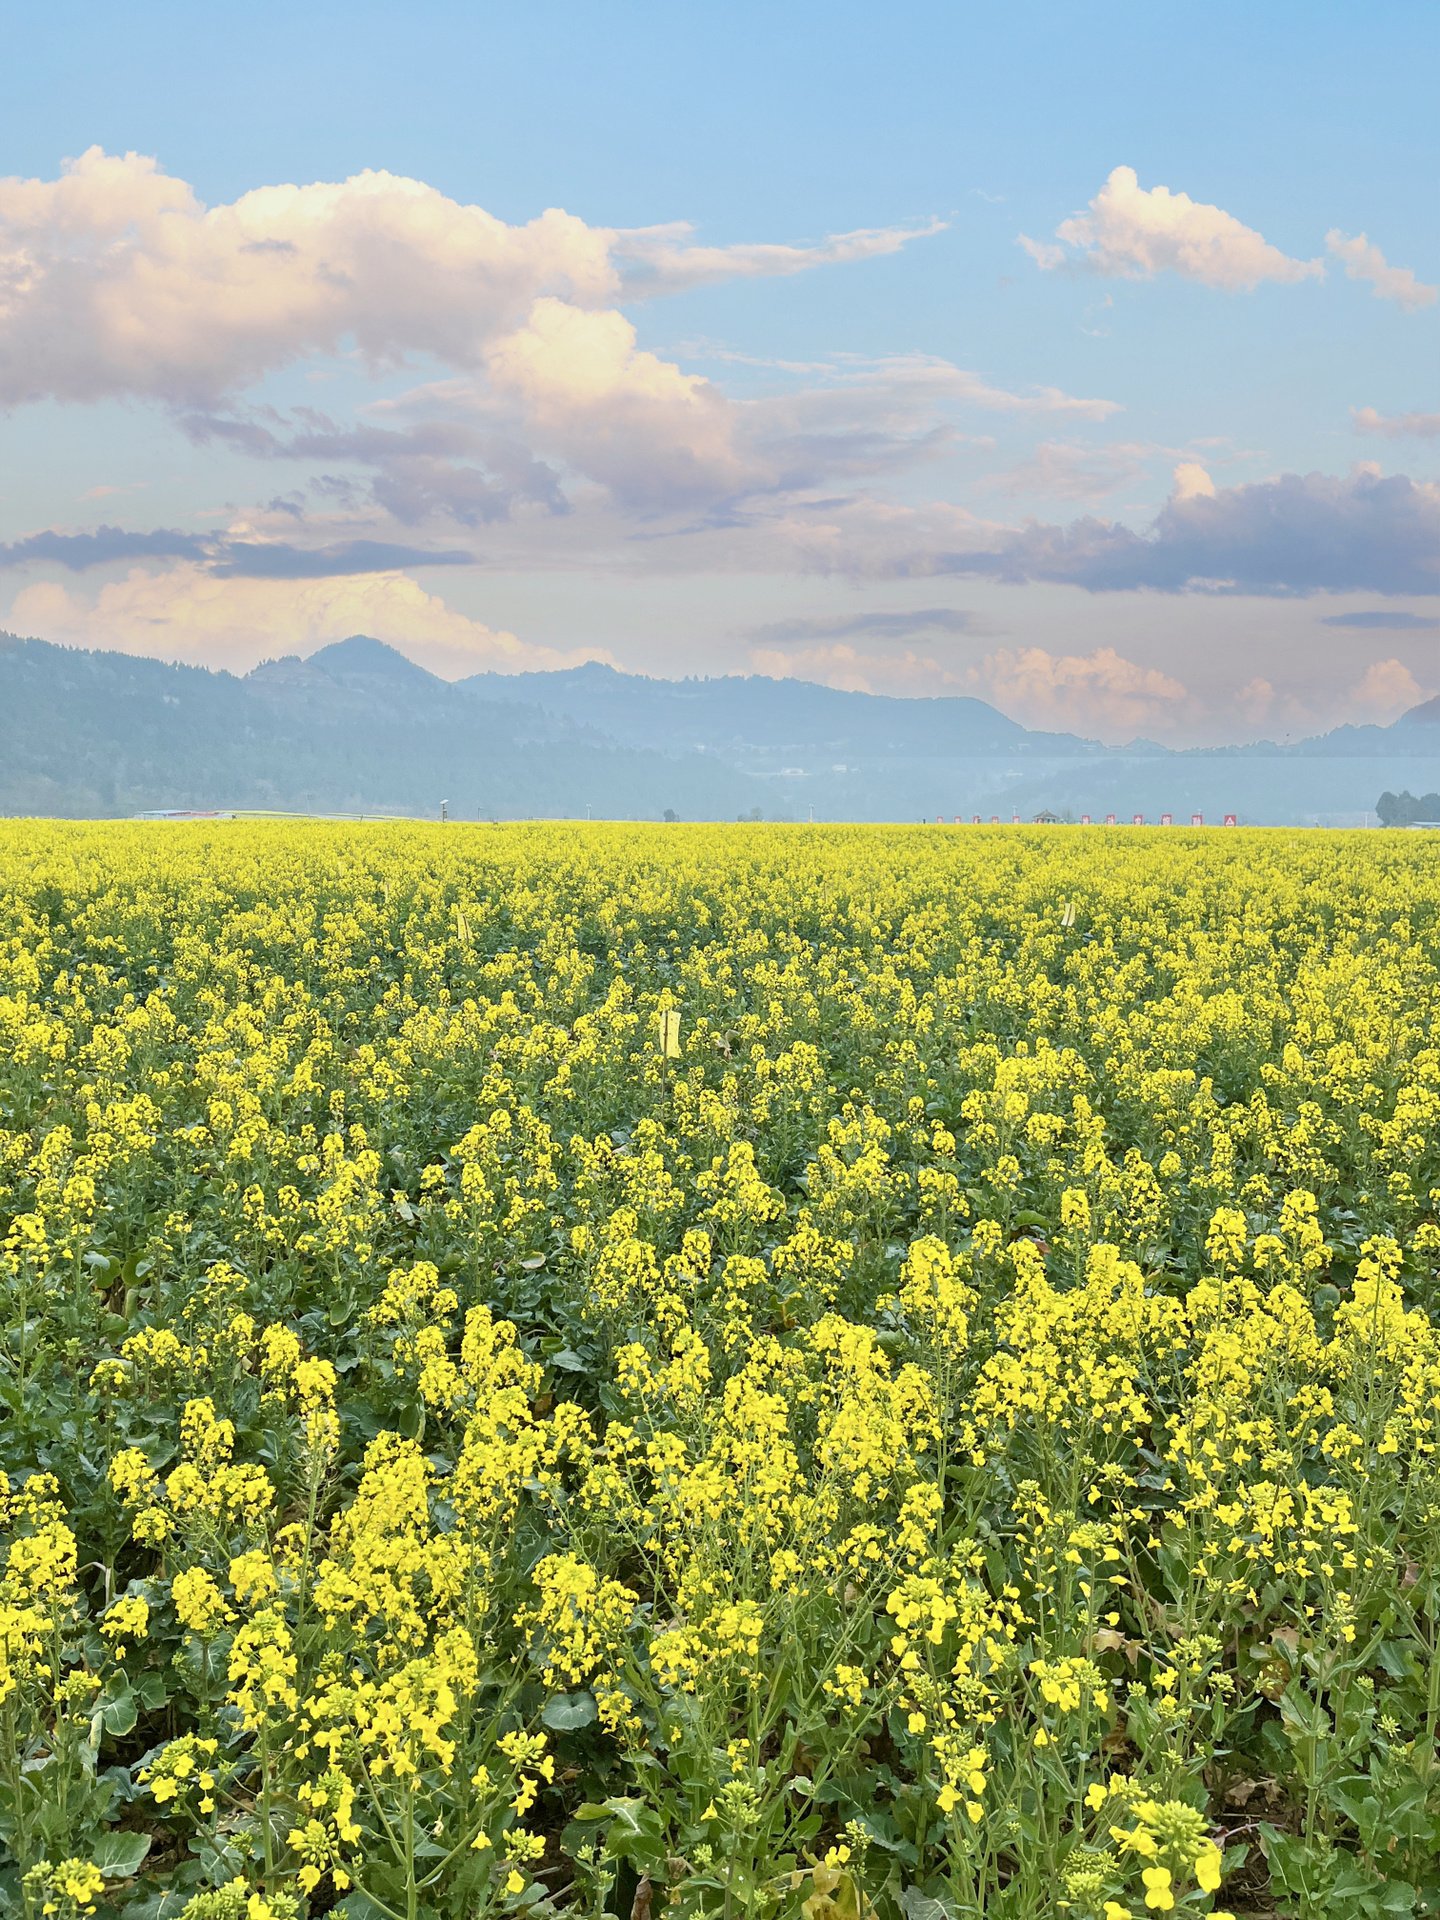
[2,820,1438,1920]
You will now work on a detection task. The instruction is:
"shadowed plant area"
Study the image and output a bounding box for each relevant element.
[2,820,1440,1920]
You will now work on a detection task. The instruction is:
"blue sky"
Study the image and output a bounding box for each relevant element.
[1,0,1436,741]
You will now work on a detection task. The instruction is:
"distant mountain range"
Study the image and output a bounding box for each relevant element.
[4,629,1439,825]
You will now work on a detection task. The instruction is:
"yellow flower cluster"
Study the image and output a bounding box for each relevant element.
[1,819,1439,1917]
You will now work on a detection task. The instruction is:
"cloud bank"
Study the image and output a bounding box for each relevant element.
[0,148,938,407]
[6,566,606,677]
[857,468,1440,596]
[973,645,1189,735]
[0,526,474,577]
[3,144,1434,742]
[745,637,1192,737]
[1353,406,1440,439]
[1320,609,1440,631]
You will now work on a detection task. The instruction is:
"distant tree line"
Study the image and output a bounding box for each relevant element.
[1376,790,1440,825]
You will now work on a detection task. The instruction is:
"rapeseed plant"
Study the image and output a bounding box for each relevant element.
[0,821,1438,1916]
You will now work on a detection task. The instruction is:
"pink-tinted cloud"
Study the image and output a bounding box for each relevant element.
[1349,656,1427,719]
[1352,405,1440,439]
[745,633,1192,736]
[969,644,1190,735]
[0,147,937,407]
[985,440,1151,501]
[1326,231,1436,311]
[484,299,748,509]
[6,564,607,677]
[1237,658,1431,734]
[0,149,614,404]
[613,218,944,295]
[1022,165,1322,290]
[820,468,1440,596]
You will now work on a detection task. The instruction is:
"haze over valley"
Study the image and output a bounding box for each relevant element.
[7,630,1439,824]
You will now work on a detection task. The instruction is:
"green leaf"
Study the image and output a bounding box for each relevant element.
[338,1893,394,1920]
[1278,1685,1330,1739]
[1375,1638,1418,1679]
[101,1681,138,1738]
[592,1796,667,1866]
[137,1671,169,1711]
[541,1688,598,1731]
[194,1834,245,1883]
[849,1812,909,1855]
[91,1829,152,1879]
[900,1890,953,1920]
[1375,1880,1419,1917]
[120,1882,207,1920]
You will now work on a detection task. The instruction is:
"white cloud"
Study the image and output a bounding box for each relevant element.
[1352,405,1440,439]
[488,299,706,414]
[1239,656,1430,735]
[0,147,936,407]
[1237,676,1278,726]
[318,340,1116,526]
[613,218,944,295]
[0,147,1118,550]
[688,348,1119,419]
[967,644,1191,735]
[1171,461,1216,502]
[745,627,1235,744]
[6,565,606,677]
[484,298,748,508]
[1021,165,1322,290]
[1326,231,1437,311]
[0,148,620,404]
[859,353,1121,419]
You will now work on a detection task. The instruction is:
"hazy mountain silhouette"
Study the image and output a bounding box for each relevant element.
[458,661,1087,758]
[4,631,1440,824]
[0,633,752,820]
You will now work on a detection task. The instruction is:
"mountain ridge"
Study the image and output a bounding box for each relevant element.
[0,632,752,820]
[458,657,1092,760]
[4,630,1439,825]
